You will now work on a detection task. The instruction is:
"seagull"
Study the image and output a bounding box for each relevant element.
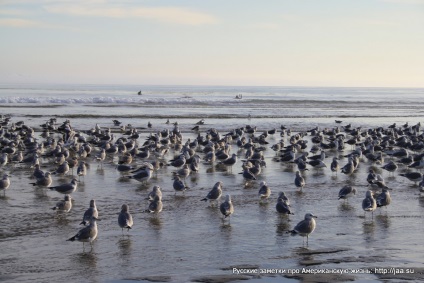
[29,172,52,187]
[277,191,290,206]
[52,160,70,175]
[172,176,190,194]
[381,161,398,176]
[294,171,305,191]
[167,155,186,168]
[341,158,355,175]
[80,200,99,226]
[399,172,423,184]
[288,213,317,245]
[201,181,223,206]
[330,157,339,175]
[338,185,357,201]
[0,174,10,196]
[376,187,392,210]
[147,185,162,202]
[51,194,72,213]
[145,197,163,215]
[220,194,234,221]
[362,190,377,219]
[128,165,153,184]
[118,204,134,233]
[239,167,257,185]
[67,216,100,250]
[220,153,237,172]
[48,178,78,194]
[307,159,327,169]
[95,148,106,168]
[77,161,87,181]
[258,181,271,202]
[276,196,293,216]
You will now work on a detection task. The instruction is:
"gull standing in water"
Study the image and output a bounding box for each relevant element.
[128,163,153,184]
[294,171,305,191]
[288,213,317,245]
[220,194,234,222]
[77,161,87,182]
[221,153,237,173]
[0,153,8,167]
[67,216,100,251]
[172,176,189,194]
[362,190,377,219]
[147,185,162,202]
[338,185,357,201]
[201,181,223,206]
[341,157,355,175]
[278,191,290,205]
[276,192,293,216]
[376,187,392,211]
[330,157,339,175]
[80,200,99,226]
[51,194,72,213]
[52,160,70,175]
[29,171,52,187]
[118,204,134,233]
[399,172,423,185]
[49,178,78,194]
[381,161,398,176]
[145,196,163,216]
[258,181,271,202]
[0,174,11,196]
[95,148,106,168]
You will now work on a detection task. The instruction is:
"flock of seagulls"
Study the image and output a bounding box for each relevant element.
[1,115,424,249]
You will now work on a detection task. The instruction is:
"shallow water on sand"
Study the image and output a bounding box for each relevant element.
[1,85,424,282]
[1,122,424,283]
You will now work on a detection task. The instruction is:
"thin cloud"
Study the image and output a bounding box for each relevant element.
[379,0,424,4]
[0,17,82,31]
[250,23,280,30]
[354,19,398,27]
[0,18,44,28]
[44,4,219,25]
[0,9,31,16]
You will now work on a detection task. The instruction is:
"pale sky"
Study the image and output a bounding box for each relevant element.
[1,0,423,87]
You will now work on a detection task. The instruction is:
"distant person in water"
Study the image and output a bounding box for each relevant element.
[137,90,142,95]
[235,94,242,99]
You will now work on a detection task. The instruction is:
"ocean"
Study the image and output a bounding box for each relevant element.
[0,84,424,282]
[1,84,424,132]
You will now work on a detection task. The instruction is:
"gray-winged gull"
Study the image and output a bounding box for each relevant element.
[288,213,317,245]
[201,181,223,206]
[118,204,134,233]
[67,216,100,250]
[80,199,99,226]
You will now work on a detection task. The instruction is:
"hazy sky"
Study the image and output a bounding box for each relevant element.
[1,0,423,87]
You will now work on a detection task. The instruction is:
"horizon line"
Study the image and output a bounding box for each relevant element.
[0,82,423,89]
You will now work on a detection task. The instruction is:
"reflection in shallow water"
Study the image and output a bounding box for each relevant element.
[338,202,355,212]
[117,237,132,258]
[275,220,290,237]
[362,220,376,243]
[148,216,162,229]
[73,250,98,268]
[375,214,391,230]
